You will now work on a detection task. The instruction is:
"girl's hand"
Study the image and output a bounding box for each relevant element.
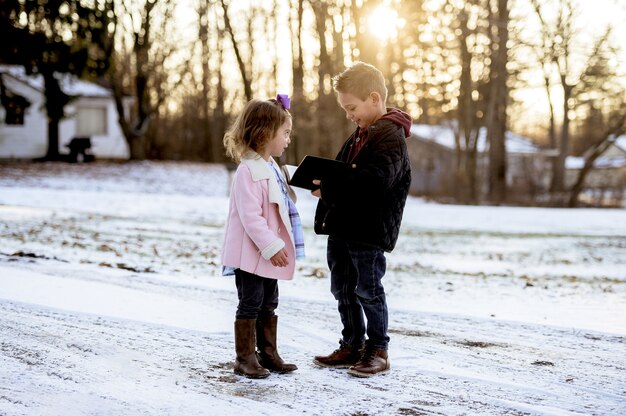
[311,180,321,198]
[270,248,289,267]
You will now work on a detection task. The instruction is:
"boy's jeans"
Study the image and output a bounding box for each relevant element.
[234,269,279,320]
[327,236,389,350]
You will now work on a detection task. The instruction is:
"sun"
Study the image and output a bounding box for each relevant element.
[368,5,401,42]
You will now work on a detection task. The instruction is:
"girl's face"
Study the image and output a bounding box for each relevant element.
[263,117,292,160]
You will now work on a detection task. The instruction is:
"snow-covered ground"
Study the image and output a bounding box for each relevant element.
[0,161,625,416]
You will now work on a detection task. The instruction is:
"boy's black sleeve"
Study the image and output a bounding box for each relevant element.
[320,132,405,204]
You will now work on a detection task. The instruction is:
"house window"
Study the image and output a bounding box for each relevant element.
[0,80,30,125]
[76,106,107,136]
[3,96,29,125]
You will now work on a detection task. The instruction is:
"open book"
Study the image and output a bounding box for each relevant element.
[286,155,349,191]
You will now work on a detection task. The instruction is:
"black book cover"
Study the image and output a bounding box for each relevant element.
[287,155,349,191]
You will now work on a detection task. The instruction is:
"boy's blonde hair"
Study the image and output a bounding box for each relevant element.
[332,61,388,103]
[223,99,291,163]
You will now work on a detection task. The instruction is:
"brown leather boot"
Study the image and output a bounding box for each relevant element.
[347,347,390,377]
[256,316,297,373]
[234,319,270,379]
[313,340,364,368]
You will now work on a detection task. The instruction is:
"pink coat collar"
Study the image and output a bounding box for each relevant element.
[241,152,293,236]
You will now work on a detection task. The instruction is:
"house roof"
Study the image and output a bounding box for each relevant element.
[410,123,542,154]
[614,135,626,153]
[568,135,626,170]
[0,64,111,98]
[566,155,626,170]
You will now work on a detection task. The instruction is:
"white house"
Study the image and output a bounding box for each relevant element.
[565,135,626,172]
[565,135,626,206]
[408,123,552,198]
[0,65,130,160]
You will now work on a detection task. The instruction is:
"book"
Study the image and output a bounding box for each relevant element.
[287,155,349,191]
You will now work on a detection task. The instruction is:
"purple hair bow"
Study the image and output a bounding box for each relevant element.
[276,94,291,110]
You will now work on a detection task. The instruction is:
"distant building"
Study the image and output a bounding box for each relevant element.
[566,135,626,206]
[0,65,130,160]
[407,123,552,200]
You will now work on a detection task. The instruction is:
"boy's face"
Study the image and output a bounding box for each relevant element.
[266,117,292,159]
[337,91,381,130]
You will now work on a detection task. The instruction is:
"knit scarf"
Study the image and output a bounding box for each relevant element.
[269,162,305,260]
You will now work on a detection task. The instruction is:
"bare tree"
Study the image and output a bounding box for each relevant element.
[198,0,212,161]
[212,6,227,162]
[551,1,576,194]
[566,37,626,206]
[348,0,379,65]
[447,0,492,203]
[486,0,509,204]
[311,0,337,158]
[529,0,622,204]
[219,0,252,101]
[108,0,182,160]
[528,0,559,190]
[285,0,306,165]
[568,109,626,207]
[1,0,115,161]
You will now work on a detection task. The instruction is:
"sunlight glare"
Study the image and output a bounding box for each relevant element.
[368,5,399,42]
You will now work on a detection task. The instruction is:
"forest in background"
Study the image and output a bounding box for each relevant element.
[1,0,625,206]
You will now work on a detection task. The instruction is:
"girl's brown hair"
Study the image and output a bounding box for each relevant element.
[223,99,291,163]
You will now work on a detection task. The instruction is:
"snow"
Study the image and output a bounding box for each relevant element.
[0,65,111,97]
[1,161,625,416]
[615,135,626,153]
[566,155,626,170]
[410,123,542,154]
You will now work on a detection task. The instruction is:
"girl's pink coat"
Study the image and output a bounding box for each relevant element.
[221,153,296,280]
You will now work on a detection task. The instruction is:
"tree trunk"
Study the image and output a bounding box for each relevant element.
[42,71,69,161]
[312,1,334,158]
[529,0,565,195]
[453,128,467,202]
[546,74,559,192]
[487,0,508,204]
[568,118,626,207]
[468,127,481,203]
[211,22,227,163]
[128,136,147,160]
[350,0,378,65]
[552,81,571,193]
[220,0,252,101]
[457,6,477,203]
[199,0,211,161]
[107,0,159,160]
[288,0,306,165]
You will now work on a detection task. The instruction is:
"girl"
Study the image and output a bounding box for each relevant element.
[221,95,304,379]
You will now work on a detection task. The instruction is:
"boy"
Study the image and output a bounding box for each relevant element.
[311,62,412,377]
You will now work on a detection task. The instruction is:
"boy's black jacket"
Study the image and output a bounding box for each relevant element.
[314,118,411,252]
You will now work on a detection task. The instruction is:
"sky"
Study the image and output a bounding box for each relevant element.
[170,0,626,131]
[511,0,626,133]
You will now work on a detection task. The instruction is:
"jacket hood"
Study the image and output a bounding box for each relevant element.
[381,108,412,138]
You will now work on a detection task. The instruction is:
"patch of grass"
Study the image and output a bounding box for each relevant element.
[531,360,555,366]
[456,340,504,348]
[389,328,436,338]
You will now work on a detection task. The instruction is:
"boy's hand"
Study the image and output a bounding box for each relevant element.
[311,180,321,198]
[270,248,289,267]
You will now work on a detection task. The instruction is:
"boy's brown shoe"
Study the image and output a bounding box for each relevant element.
[313,341,364,368]
[347,348,390,377]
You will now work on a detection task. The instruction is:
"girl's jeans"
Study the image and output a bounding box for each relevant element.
[234,268,279,320]
[327,236,389,350]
